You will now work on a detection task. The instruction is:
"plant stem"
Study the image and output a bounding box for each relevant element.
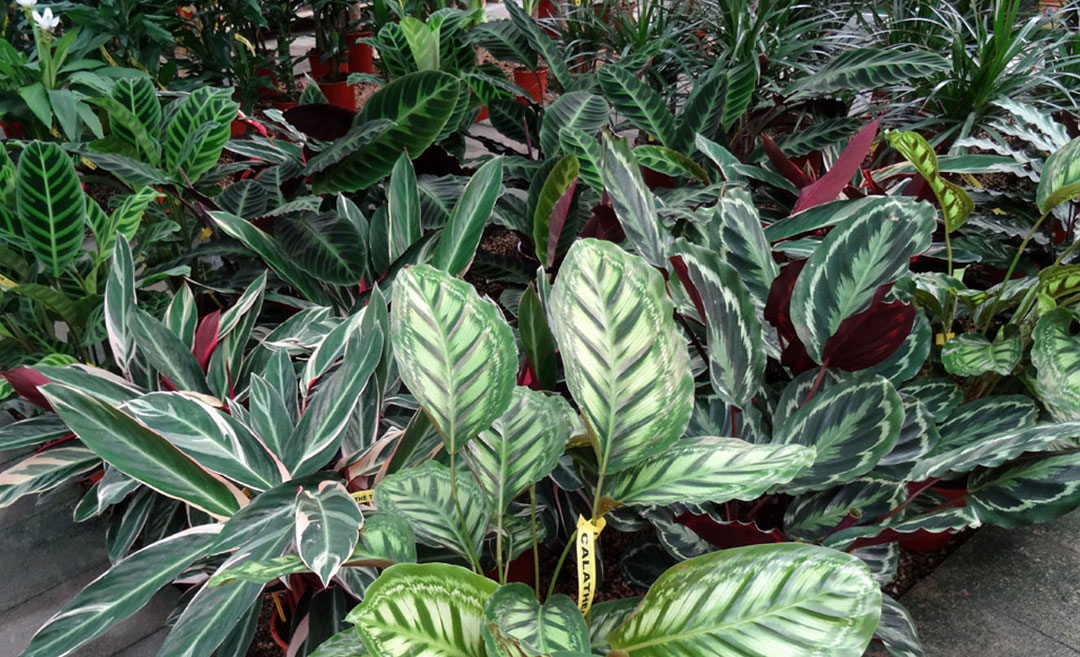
[495,510,504,584]
[545,527,578,602]
[800,360,830,407]
[875,477,942,524]
[530,484,540,598]
[449,451,482,573]
[984,209,1051,330]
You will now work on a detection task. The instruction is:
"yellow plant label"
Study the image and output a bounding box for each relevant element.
[351,490,375,504]
[935,332,956,346]
[575,514,606,614]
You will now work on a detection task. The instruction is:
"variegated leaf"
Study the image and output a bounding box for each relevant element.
[967,451,1080,528]
[597,64,675,146]
[865,311,931,384]
[886,131,973,231]
[607,543,881,657]
[935,395,1037,454]
[1032,308,1080,421]
[549,239,694,474]
[295,480,365,586]
[783,476,905,542]
[0,414,71,451]
[0,446,99,508]
[852,543,899,586]
[390,264,516,453]
[104,234,136,374]
[711,188,777,309]
[589,597,640,654]
[941,328,1021,377]
[482,583,590,655]
[15,141,86,277]
[1037,135,1080,213]
[347,563,498,657]
[825,506,980,549]
[900,378,962,423]
[789,199,934,362]
[539,91,608,158]
[877,395,939,471]
[873,595,925,657]
[607,437,814,507]
[910,421,1080,481]
[599,135,669,268]
[164,283,198,348]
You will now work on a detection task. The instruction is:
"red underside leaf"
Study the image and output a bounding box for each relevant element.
[1,367,53,409]
[676,513,787,548]
[580,203,626,243]
[547,176,578,267]
[193,309,222,370]
[792,117,881,214]
[669,255,707,323]
[761,133,813,188]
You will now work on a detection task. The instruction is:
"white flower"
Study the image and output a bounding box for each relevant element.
[16,0,37,9]
[32,7,59,31]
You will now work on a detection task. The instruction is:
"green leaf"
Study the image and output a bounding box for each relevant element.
[1037,135,1080,213]
[633,145,710,182]
[599,135,668,268]
[874,595,925,657]
[109,186,163,245]
[374,460,489,562]
[597,64,676,146]
[347,562,498,657]
[608,543,881,657]
[674,62,727,150]
[432,156,504,276]
[901,378,962,423]
[503,0,572,91]
[773,374,903,493]
[0,415,72,451]
[304,119,396,177]
[164,88,238,184]
[886,130,973,231]
[865,312,931,385]
[789,198,935,362]
[787,47,948,97]
[128,306,211,395]
[517,285,557,391]
[277,213,369,286]
[783,476,906,542]
[722,58,757,131]
[110,77,162,157]
[296,480,365,586]
[558,127,604,192]
[910,421,1080,481]
[16,141,86,277]
[0,446,99,508]
[388,152,422,263]
[532,154,578,267]
[482,583,590,655]
[935,395,1037,454]
[941,328,1021,377]
[589,597,640,654]
[706,188,776,309]
[1032,308,1080,421]
[390,264,517,453]
[20,525,220,657]
[607,436,814,507]
[461,386,568,515]
[549,239,693,473]
[968,450,1080,528]
[313,72,462,193]
[400,16,440,70]
[105,234,136,374]
[164,283,198,348]
[538,91,608,157]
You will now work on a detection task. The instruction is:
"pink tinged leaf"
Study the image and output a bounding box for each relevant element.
[193,310,221,370]
[761,134,812,189]
[823,286,915,371]
[669,255,707,323]
[1,367,53,409]
[546,176,578,268]
[792,118,882,214]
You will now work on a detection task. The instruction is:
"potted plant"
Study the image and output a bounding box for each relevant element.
[345,2,376,74]
[310,0,357,109]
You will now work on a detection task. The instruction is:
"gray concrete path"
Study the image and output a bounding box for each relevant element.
[903,509,1080,656]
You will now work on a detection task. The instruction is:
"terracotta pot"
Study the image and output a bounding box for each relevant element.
[513,67,548,103]
[319,79,357,111]
[308,50,348,80]
[346,31,375,74]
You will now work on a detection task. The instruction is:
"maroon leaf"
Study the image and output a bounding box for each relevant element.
[580,203,625,243]
[669,255,707,323]
[764,259,807,343]
[676,513,786,548]
[761,134,813,188]
[823,287,915,371]
[792,117,881,214]
[1,367,53,409]
[546,176,578,267]
[193,310,221,371]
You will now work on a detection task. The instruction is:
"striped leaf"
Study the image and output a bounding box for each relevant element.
[789,198,934,362]
[124,392,286,490]
[558,127,604,191]
[722,58,757,132]
[783,476,906,542]
[20,525,220,657]
[1032,308,1080,421]
[15,141,86,277]
[787,48,948,97]
[296,480,365,586]
[590,598,640,654]
[708,188,776,309]
[941,329,1021,377]
[432,156,504,277]
[599,135,669,268]
[935,395,1037,453]
[218,180,269,219]
[164,88,238,184]
[853,544,899,586]
[633,145,710,182]
[1037,135,1080,213]
[105,234,136,374]
[277,213,368,286]
[461,386,568,515]
[390,264,516,453]
[874,595,925,657]
[388,152,422,263]
[674,62,727,150]
[773,374,903,493]
[164,283,197,348]
[0,446,98,508]
[503,0,572,91]
[865,312,931,384]
[607,436,814,507]
[886,131,973,231]
[968,451,1080,528]
[482,584,589,655]
[878,395,940,471]
[41,384,245,519]
[901,378,962,423]
[0,414,71,451]
[532,154,578,268]
[110,77,162,160]
[347,563,498,657]
[608,543,880,657]
[826,506,980,549]
[128,307,211,395]
[538,91,608,158]
[375,460,489,561]
[549,239,694,474]
[910,421,1080,481]
[598,64,676,146]
[673,241,764,409]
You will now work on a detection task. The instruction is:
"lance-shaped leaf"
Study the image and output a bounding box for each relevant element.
[277,213,368,286]
[390,264,517,453]
[388,151,422,262]
[634,145,711,182]
[128,307,211,394]
[518,286,557,391]
[607,543,881,657]
[1037,135,1080,213]
[124,392,286,491]
[887,130,973,231]
[825,506,981,550]
[347,563,498,657]
[1032,308,1080,421]
[942,328,1021,377]
[599,135,668,268]
[0,447,99,508]
[673,241,764,409]
[559,127,604,191]
[792,119,880,214]
[432,156,504,276]
[607,437,814,507]
[296,480,365,586]
[710,188,776,309]
[110,76,162,155]
[20,525,221,657]
[783,476,906,542]
[549,239,694,473]
[16,141,86,277]
[773,374,903,493]
[503,0,572,91]
[674,62,727,150]
[597,64,676,146]
[911,421,1080,481]
[104,234,136,373]
[0,414,71,451]
[164,283,198,348]
[538,91,608,157]
[789,199,934,362]
[374,461,489,561]
[532,154,579,268]
[482,584,590,655]
[968,451,1080,528]
[787,47,948,97]
[462,387,568,514]
[590,598,640,654]
[41,384,245,519]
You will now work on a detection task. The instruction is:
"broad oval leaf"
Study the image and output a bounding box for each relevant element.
[941,329,1022,377]
[1037,135,1080,213]
[16,141,86,277]
[482,583,590,655]
[1032,308,1080,421]
[296,480,365,586]
[539,91,608,158]
[783,476,906,542]
[911,421,1080,481]
[549,239,694,474]
[968,451,1080,528]
[277,212,369,285]
[163,87,238,184]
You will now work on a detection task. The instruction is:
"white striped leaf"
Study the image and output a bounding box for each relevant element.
[388,152,422,263]
[128,307,211,395]
[968,451,1080,528]
[105,234,136,374]
[431,156,504,277]
[589,597,640,655]
[935,395,1036,453]
[15,141,86,277]
[673,240,764,409]
[597,64,676,146]
[296,480,365,586]
[773,368,844,429]
[710,188,777,310]
[877,395,939,471]
[825,506,980,549]
[901,378,962,423]
[461,386,568,515]
[773,374,903,494]
[482,584,589,655]
[374,460,489,561]
[163,283,198,348]
[20,525,221,657]
[607,543,881,657]
[865,311,931,384]
[783,476,906,542]
[1032,308,1080,421]
[347,562,498,657]
[607,437,814,507]
[942,329,1022,377]
[549,239,694,474]
[41,384,245,519]
[910,421,1080,481]
[0,446,98,508]
[124,392,286,491]
[538,91,608,158]
[599,135,669,268]
[1037,135,1080,213]
[853,543,899,586]
[789,199,934,362]
[0,414,71,451]
[390,264,517,454]
[249,375,293,461]
[874,595,925,657]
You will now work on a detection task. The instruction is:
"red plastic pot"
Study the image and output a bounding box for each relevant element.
[318,79,357,111]
[0,120,24,139]
[513,67,548,103]
[484,548,535,586]
[270,99,297,111]
[308,50,348,80]
[537,0,558,37]
[346,31,374,74]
